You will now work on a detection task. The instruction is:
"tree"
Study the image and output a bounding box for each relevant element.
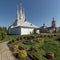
[0,26,7,40]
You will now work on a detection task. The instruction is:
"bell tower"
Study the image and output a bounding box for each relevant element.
[51,17,56,28]
[51,17,56,33]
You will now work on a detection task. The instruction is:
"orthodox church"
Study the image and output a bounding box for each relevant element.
[8,4,37,35]
[34,18,57,34]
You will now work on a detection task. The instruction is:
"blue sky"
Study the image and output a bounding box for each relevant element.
[0,0,60,28]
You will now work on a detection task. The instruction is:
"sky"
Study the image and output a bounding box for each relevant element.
[0,0,60,28]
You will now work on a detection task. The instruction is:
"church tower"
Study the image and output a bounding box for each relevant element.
[51,17,56,28]
[51,17,56,33]
[16,5,19,20]
[15,3,25,26]
[19,3,25,22]
[16,5,20,26]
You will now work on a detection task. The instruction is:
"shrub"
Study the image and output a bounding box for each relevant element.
[12,44,19,51]
[18,46,24,50]
[56,36,60,41]
[54,34,56,37]
[0,31,7,40]
[18,50,27,58]
[30,36,35,39]
[26,36,31,40]
[29,46,37,52]
[45,52,55,59]
[16,38,20,41]
[12,39,15,42]
[0,27,7,41]
[20,37,22,40]
[28,54,36,60]
[23,40,32,45]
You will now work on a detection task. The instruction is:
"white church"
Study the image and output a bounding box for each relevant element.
[8,4,38,35]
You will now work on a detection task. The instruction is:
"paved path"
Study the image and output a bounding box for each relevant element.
[0,41,17,60]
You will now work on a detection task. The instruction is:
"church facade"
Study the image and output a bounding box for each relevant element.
[8,4,37,35]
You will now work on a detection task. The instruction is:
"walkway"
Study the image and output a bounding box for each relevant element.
[0,41,17,60]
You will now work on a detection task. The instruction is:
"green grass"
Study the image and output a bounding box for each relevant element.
[10,38,60,60]
[0,35,19,42]
[42,38,60,60]
[0,33,60,42]
[1,33,60,60]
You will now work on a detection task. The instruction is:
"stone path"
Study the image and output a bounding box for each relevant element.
[0,41,17,60]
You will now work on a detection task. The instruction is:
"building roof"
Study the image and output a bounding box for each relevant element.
[10,20,38,28]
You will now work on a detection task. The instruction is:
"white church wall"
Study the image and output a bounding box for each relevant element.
[21,27,34,35]
[9,27,21,35]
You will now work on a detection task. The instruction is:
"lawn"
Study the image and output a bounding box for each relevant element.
[42,38,60,60]
[0,35,19,42]
[7,33,60,60]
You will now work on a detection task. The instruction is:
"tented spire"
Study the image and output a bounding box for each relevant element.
[20,3,23,19]
[16,5,19,20]
[19,3,25,22]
